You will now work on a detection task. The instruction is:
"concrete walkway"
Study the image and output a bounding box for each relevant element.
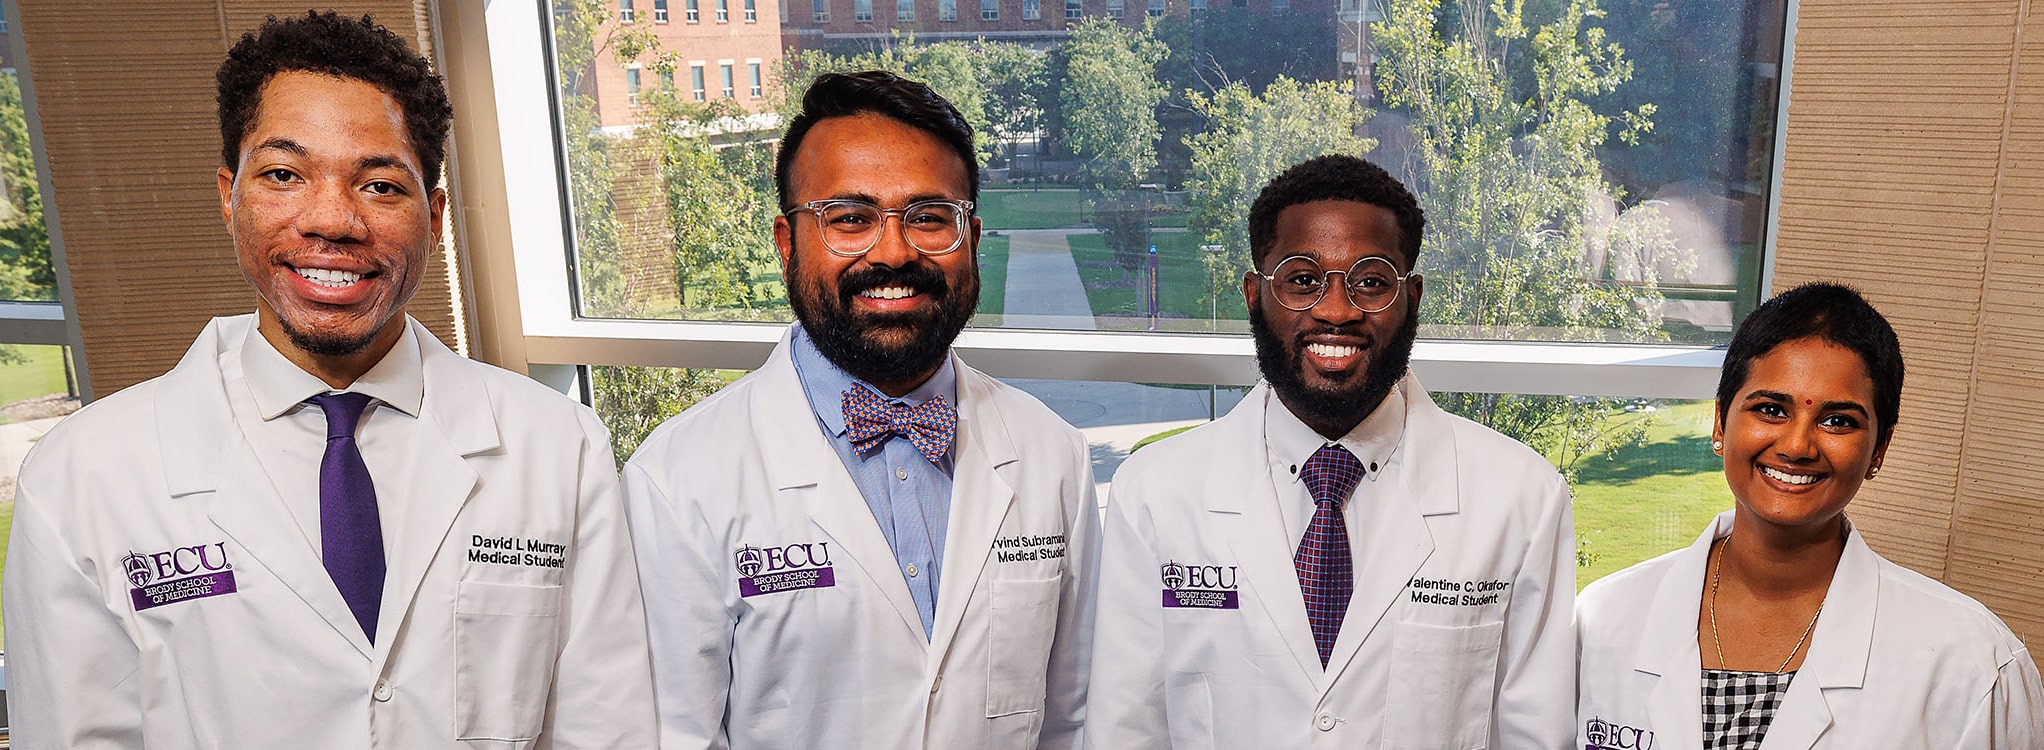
[1000,229,1097,330]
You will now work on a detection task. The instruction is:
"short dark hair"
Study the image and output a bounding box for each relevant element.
[1247,154,1424,270]
[775,71,978,209]
[216,11,453,188]
[1715,282,1905,443]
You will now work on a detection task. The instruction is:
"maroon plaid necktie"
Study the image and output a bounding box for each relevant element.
[1296,443,1363,667]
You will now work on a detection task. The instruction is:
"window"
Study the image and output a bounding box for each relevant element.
[1153,0,1169,14]
[983,0,1000,19]
[720,63,735,98]
[748,62,764,98]
[814,0,830,21]
[625,67,642,106]
[1065,0,1082,18]
[717,0,730,21]
[655,0,671,21]
[856,0,873,20]
[746,0,758,22]
[687,0,701,21]
[689,63,706,101]
[1106,0,1123,18]
[941,0,958,20]
[1269,0,1286,10]
[620,0,637,21]
[661,68,675,90]
[1022,0,1038,18]
[898,0,915,20]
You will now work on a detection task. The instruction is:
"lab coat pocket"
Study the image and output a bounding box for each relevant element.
[1384,620,1505,750]
[454,580,564,742]
[986,575,1061,719]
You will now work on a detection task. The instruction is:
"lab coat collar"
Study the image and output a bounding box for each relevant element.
[1631,512,1717,749]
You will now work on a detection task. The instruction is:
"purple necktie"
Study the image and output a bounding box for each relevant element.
[310,392,385,642]
[1296,443,1363,668]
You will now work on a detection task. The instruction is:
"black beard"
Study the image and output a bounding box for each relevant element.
[1250,303,1418,433]
[787,243,978,386]
[279,316,381,358]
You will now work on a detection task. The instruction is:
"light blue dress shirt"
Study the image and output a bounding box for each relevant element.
[790,325,956,639]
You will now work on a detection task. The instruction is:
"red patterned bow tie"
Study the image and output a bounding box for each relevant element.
[841,387,957,463]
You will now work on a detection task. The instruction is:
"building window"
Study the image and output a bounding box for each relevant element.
[1163,0,1178,13]
[856,0,873,20]
[655,0,671,21]
[813,0,830,20]
[1270,0,1287,10]
[898,0,915,19]
[1022,0,1039,18]
[985,0,1002,18]
[661,68,675,90]
[689,64,706,101]
[620,0,637,21]
[749,62,764,98]
[687,0,701,21]
[625,67,643,106]
[940,0,958,19]
[1106,0,1123,18]
[1065,0,1082,17]
[717,0,731,21]
[746,0,758,22]
[721,63,736,98]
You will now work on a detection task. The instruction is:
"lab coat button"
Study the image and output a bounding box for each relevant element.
[373,680,393,702]
[1316,713,1335,731]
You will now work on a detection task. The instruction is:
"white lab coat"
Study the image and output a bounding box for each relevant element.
[2,315,656,749]
[622,331,1098,750]
[1086,378,1577,750]
[1576,510,2044,749]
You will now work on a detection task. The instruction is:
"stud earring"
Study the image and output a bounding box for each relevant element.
[1711,440,1723,454]
[1867,466,1880,479]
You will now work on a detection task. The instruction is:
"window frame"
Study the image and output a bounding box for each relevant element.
[440,0,1810,404]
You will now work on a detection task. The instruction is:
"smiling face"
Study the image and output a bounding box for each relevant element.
[1714,336,1890,537]
[1243,199,1423,438]
[775,113,980,395]
[219,71,445,380]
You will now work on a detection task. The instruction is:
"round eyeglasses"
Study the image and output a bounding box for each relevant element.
[784,198,976,257]
[1252,254,1413,313]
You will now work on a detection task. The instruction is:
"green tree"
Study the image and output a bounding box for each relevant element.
[777,38,998,165]
[1056,19,1166,192]
[1373,0,1686,481]
[0,70,52,303]
[592,365,728,466]
[553,0,630,316]
[1185,76,1376,275]
[974,41,1048,170]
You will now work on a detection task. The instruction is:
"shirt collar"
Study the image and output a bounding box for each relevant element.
[1263,380,1406,484]
[789,323,959,437]
[241,316,425,420]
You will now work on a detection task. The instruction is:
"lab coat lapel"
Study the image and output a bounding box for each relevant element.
[1210,386,1320,684]
[159,317,376,660]
[375,321,488,663]
[753,338,926,643]
[929,363,1019,658]
[1760,520,1875,749]
[1323,378,1438,692]
[1632,514,1724,750]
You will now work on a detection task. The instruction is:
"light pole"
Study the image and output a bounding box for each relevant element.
[1200,243,1226,418]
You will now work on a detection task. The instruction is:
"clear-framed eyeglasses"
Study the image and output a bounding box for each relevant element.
[784,198,976,258]
[1252,254,1413,313]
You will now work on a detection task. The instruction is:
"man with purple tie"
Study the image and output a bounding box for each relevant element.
[621,71,1097,749]
[2,13,654,747]
[1085,155,1577,749]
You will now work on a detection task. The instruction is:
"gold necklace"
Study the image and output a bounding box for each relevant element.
[1708,536,1824,673]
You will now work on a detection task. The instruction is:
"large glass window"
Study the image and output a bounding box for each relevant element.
[0,56,56,304]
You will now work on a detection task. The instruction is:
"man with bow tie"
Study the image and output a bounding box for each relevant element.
[621,70,1099,750]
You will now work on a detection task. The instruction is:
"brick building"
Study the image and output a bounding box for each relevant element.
[587,0,787,127]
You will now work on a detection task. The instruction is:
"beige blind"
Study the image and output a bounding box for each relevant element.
[1774,0,2044,648]
[16,1,463,397]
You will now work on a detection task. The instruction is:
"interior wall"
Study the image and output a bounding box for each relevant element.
[1772,0,2044,648]
[14,1,462,397]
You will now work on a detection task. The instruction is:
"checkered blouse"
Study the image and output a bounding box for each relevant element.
[1701,668,1796,750]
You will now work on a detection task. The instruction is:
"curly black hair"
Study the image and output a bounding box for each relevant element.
[216,11,452,188]
[1247,154,1424,271]
[1715,282,1905,444]
[775,71,978,209]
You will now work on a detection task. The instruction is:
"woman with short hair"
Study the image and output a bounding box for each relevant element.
[1575,282,2043,749]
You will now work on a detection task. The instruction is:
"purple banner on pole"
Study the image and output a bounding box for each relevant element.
[739,567,837,598]
[1161,588,1239,609]
[131,571,239,611]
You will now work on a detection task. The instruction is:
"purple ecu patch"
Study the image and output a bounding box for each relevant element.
[1162,588,1239,609]
[739,567,836,597]
[131,570,239,611]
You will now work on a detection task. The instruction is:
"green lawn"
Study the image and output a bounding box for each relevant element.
[0,345,73,411]
[1067,231,1247,324]
[975,235,1010,317]
[978,189,1088,230]
[1571,400,1732,587]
